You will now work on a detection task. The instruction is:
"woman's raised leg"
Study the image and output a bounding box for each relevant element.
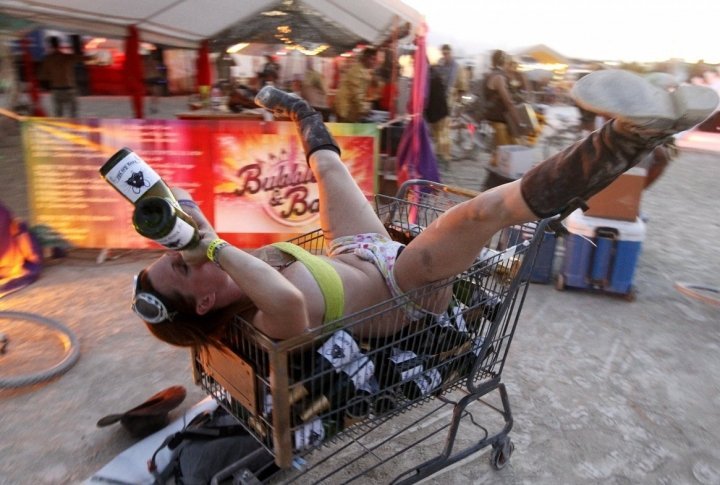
[255,86,387,240]
[395,70,719,293]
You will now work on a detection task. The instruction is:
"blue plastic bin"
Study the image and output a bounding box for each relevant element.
[501,223,557,284]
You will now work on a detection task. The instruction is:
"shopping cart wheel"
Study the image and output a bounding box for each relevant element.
[490,438,514,470]
[555,274,566,291]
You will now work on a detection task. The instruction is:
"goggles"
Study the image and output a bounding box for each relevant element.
[131,274,177,324]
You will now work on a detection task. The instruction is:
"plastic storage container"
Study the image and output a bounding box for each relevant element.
[557,209,645,299]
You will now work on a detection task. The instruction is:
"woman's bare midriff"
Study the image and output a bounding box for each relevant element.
[281,252,419,339]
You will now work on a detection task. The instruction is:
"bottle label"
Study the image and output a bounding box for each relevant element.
[437,303,469,333]
[341,355,374,390]
[412,368,442,396]
[104,151,162,203]
[317,330,361,371]
[390,348,423,381]
[294,417,325,450]
[471,336,486,357]
[154,216,196,249]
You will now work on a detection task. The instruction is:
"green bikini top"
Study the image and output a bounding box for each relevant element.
[271,242,345,325]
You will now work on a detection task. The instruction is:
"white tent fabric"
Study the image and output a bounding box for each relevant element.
[0,0,423,48]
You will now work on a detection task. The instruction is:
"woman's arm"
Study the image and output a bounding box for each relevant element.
[214,244,309,339]
[172,187,309,339]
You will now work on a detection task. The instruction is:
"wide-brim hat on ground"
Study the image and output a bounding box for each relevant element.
[96,385,187,438]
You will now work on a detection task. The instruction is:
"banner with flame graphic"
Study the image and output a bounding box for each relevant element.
[22,118,378,249]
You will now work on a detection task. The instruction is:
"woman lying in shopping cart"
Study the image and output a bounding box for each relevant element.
[132,71,718,347]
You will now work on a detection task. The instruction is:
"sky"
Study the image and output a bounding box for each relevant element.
[401,0,719,64]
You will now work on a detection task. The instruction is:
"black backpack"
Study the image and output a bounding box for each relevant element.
[149,406,277,484]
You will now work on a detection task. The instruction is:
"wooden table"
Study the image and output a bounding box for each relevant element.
[175,109,267,120]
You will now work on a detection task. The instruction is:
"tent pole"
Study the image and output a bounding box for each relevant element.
[388,16,399,120]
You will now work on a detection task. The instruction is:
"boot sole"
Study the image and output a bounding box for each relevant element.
[672,84,720,131]
[571,69,675,126]
[572,69,719,131]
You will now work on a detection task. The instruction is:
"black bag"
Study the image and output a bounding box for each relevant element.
[424,66,449,124]
[149,406,277,484]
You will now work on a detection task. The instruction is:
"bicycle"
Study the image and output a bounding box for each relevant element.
[539,112,584,158]
[448,94,495,160]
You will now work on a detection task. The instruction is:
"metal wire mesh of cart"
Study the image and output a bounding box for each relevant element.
[192,180,550,481]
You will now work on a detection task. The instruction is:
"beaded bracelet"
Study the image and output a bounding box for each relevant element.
[206,238,229,265]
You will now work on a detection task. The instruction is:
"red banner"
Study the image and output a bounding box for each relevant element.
[22,118,378,249]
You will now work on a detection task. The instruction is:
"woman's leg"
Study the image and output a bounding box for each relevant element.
[308,149,388,240]
[255,86,387,240]
[395,70,719,292]
[394,178,531,292]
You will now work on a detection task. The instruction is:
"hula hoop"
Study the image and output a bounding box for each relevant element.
[674,282,720,308]
[0,311,81,389]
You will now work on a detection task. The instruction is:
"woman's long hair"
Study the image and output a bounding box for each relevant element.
[136,269,241,348]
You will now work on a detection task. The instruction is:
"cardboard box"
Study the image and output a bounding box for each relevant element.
[496,145,538,179]
[585,167,647,221]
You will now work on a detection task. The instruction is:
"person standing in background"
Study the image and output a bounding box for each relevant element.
[258,55,280,87]
[302,57,330,121]
[334,47,379,122]
[38,36,88,118]
[430,44,467,162]
[142,51,165,115]
[484,50,527,164]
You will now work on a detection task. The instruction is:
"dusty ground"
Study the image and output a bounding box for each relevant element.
[0,96,719,484]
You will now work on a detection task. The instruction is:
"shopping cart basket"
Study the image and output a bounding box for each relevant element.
[192,180,551,483]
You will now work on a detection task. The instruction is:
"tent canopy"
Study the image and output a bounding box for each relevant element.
[0,0,423,50]
[514,44,570,66]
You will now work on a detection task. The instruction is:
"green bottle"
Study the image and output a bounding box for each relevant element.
[99,147,176,205]
[132,197,200,250]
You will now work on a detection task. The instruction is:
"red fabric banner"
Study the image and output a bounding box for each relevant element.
[124,25,144,118]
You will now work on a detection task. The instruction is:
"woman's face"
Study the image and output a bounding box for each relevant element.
[145,251,229,307]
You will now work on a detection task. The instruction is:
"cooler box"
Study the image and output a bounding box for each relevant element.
[584,167,647,221]
[558,210,645,297]
[496,145,539,179]
[500,223,557,284]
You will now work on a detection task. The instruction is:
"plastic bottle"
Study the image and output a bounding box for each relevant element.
[132,196,200,250]
[99,147,176,205]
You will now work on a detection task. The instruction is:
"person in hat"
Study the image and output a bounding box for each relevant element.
[130,70,718,346]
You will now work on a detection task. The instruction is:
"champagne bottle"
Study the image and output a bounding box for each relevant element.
[298,354,374,423]
[132,196,200,250]
[100,147,176,205]
[374,347,442,400]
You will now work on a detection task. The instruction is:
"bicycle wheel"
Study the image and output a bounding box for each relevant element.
[0,311,81,388]
[450,117,479,159]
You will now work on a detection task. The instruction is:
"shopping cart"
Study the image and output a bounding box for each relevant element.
[192,180,551,484]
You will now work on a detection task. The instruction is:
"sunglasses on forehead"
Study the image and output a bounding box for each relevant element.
[132,274,177,324]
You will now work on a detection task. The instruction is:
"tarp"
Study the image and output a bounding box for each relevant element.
[396,21,440,185]
[0,0,423,50]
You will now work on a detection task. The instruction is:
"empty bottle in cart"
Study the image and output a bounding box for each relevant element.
[132,196,200,250]
[99,147,176,205]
